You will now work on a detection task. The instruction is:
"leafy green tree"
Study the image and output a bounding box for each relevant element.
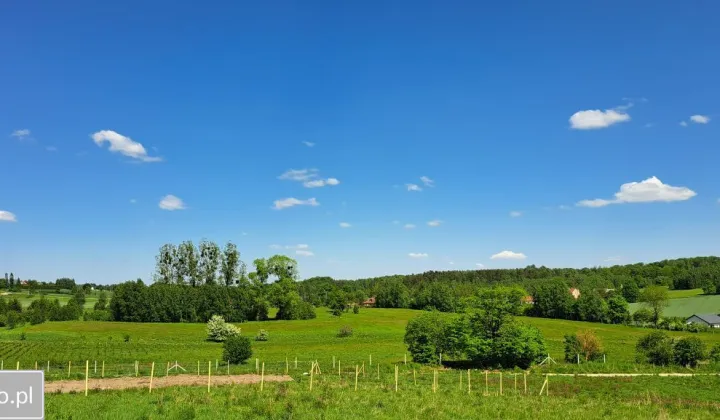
[606,295,630,324]
[464,287,524,339]
[154,244,177,284]
[404,311,451,364]
[622,280,640,303]
[632,307,654,324]
[198,240,221,286]
[177,240,200,286]
[327,289,347,316]
[636,331,674,365]
[640,285,669,325]
[94,291,108,310]
[574,290,608,323]
[674,337,706,367]
[709,344,720,362]
[375,279,411,308]
[491,323,546,369]
[220,241,241,286]
[531,278,574,319]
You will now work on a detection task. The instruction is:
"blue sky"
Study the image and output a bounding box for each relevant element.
[2,1,720,284]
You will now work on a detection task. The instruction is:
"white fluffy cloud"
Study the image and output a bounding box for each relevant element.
[273,197,319,210]
[408,252,429,258]
[339,222,351,228]
[427,220,443,227]
[278,169,339,188]
[509,211,522,217]
[680,121,688,127]
[404,223,416,229]
[420,176,434,187]
[406,183,422,192]
[476,263,485,268]
[690,115,710,124]
[0,211,18,222]
[296,249,314,257]
[490,250,527,260]
[302,141,315,147]
[91,130,162,162]
[569,109,631,130]
[159,195,186,211]
[11,129,30,139]
[576,176,696,208]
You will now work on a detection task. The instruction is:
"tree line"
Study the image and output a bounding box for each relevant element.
[109,240,316,323]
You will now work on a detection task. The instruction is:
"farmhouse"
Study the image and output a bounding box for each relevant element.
[686,314,720,328]
[569,287,581,300]
[362,296,376,307]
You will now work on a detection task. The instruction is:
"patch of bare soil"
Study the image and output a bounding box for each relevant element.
[44,374,293,394]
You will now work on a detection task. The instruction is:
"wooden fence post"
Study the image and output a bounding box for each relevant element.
[47,361,49,372]
[94,360,97,374]
[149,362,155,393]
[485,370,488,395]
[35,361,38,371]
[369,354,372,366]
[84,360,89,396]
[413,369,416,385]
[524,372,527,394]
[354,365,359,391]
[166,361,169,376]
[227,361,230,375]
[197,361,200,376]
[207,361,211,393]
[500,372,503,395]
[135,361,138,377]
[16,361,19,371]
[395,365,398,392]
[295,356,297,369]
[286,357,289,374]
[255,358,259,374]
[310,362,314,391]
[333,356,335,369]
[102,361,105,378]
[377,363,380,380]
[260,362,265,391]
[468,369,471,394]
[404,353,407,365]
[546,374,549,396]
[514,373,517,392]
[338,360,341,377]
[68,361,71,377]
[459,370,463,390]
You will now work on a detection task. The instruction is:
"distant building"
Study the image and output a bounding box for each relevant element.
[522,295,535,305]
[362,296,376,308]
[686,314,720,328]
[569,288,581,300]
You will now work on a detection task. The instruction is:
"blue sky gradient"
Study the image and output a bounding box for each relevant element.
[2,1,719,283]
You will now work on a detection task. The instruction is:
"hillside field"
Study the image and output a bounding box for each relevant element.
[2,290,108,309]
[630,294,720,317]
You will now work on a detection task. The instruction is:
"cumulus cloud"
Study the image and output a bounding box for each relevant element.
[690,115,710,124]
[490,250,527,260]
[0,211,18,222]
[159,194,186,211]
[339,222,351,228]
[91,130,162,162]
[302,141,315,147]
[273,197,319,210]
[278,169,339,188]
[427,220,443,227]
[420,176,434,187]
[576,176,696,208]
[10,129,30,139]
[406,183,422,192]
[404,223,416,229]
[408,252,429,258]
[509,211,522,217]
[569,108,631,130]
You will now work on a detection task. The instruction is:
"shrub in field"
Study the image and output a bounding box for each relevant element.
[353,305,360,314]
[83,310,112,321]
[223,336,252,364]
[5,311,23,329]
[206,315,241,342]
[404,311,449,364]
[255,329,269,341]
[709,344,720,362]
[123,334,131,342]
[491,323,546,369]
[20,331,27,340]
[632,308,654,324]
[673,337,706,367]
[606,295,631,324]
[564,330,603,362]
[338,325,353,338]
[636,331,674,365]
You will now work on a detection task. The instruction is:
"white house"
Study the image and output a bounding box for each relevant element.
[686,314,720,328]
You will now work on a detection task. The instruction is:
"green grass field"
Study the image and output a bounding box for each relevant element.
[1,290,107,309]
[630,294,720,317]
[2,308,720,419]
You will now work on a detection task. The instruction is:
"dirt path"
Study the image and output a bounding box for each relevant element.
[45,374,293,393]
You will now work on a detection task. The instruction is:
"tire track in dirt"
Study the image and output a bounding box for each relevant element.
[45,374,293,393]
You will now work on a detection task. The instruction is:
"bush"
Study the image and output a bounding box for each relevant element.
[206,315,241,342]
[19,331,26,341]
[123,333,131,342]
[353,305,360,314]
[674,337,706,367]
[404,311,449,364]
[6,311,23,329]
[636,331,674,365]
[83,310,112,321]
[633,308,654,324]
[564,330,604,362]
[223,336,252,364]
[255,329,269,341]
[338,325,353,338]
[709,344,720,362]
[491,323,546,369]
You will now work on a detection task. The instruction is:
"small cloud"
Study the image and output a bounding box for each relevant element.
[476,263,485,268]
[302,141,315,147]
[339,222,351,228]
[278,168,339,188]
[569,106,631,130]
[420,176,434,187]
[406,183,422,192]
[448,261,455,265]
[46,146,58,152]
[303,178,340,188]
[129,199,137,204]
[10,129,30,139]
[509,211,522,218]
[690,115,710,124]
[159,194,186,211]
[427,220,443,227]
[273,197,319,210]
[296,249,314,257]
[680,121,688,127]
[408,252,429,258]
[0,210,18,222]
[490,250,527,260]
[576,176,696,208]
[91,130,162,162]
[404,224,416,229]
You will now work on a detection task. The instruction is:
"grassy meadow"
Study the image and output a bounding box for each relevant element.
[629,293,720,317]
[2,290,107,309]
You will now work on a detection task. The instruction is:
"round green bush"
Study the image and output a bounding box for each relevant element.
[223,336,253,364]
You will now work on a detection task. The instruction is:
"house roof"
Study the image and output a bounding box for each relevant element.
[688,314,720,324]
